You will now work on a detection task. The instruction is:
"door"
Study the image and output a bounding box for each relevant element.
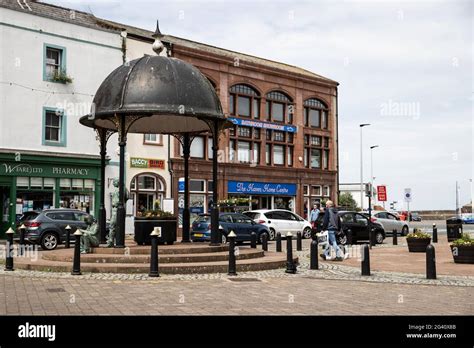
[283,211,303,234]
[374,212,391,231]
[269,211,291,235]
[386,212,401,233]
[0,186,11,235]
[354,213,370,239]
[231,214,253,240]
[340,213,356,236]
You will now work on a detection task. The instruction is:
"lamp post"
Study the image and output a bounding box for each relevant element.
[370,145,379,210]
[359,124,371,210]
[469,179,473,214]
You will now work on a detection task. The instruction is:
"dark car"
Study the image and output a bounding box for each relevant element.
[411,212,422,222]
[191,213,271,243]
[13,209,101,250]
[314,211,385,245]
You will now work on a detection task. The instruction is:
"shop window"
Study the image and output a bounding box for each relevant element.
[72,179,83,189]
[17,177,29,189]
[43,43,66,82]
[84,179,94,189]
[30,177,42,188]
[43,107,67,147]
[60,178,71,189]
[44,178,55,189]
[144,134,163,145]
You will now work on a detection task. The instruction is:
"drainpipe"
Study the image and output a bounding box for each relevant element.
[167,135,173,198]
[335,86,340,205]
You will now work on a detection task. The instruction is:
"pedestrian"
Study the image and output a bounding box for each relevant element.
[309,203,320,229]
[321,200,343,261]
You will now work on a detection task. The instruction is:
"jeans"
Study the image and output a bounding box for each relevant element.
[324,229,342,258]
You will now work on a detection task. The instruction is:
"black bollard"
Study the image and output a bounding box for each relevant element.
[71,230,82,275]
[261,233,268,252]
[18,224,26,256]
[392,229,398,246]
[310,239,319,270]
[250,232,257,249]
[276,232,282,252]
[361,244,370,276]
[426,244,436,279]
[4,228,14,271]
[65,225,71,249]
[228,230,237,276]
[296,231,302,251]
[149,229,160,277]
[285,232,296,274]
[432,224,438,243]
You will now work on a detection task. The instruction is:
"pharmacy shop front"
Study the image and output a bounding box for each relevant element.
[0,152,102,237]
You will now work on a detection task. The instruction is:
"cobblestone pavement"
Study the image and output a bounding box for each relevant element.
[0,247,473,315]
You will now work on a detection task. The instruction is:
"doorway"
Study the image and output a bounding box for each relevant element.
[0,186,11,234]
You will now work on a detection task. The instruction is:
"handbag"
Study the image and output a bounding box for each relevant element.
[316,230,329,247]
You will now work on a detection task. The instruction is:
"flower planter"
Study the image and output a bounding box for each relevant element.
[406,237,431,252]
[450,245,474,264]
[134,217,177,246]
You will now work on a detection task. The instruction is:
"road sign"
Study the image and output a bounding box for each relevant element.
[377,185,387,202]
[404,188,412,202]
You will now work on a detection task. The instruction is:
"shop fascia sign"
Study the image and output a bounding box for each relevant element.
[228,117,297,133]
[130,157,165,169]
[0,162,96,178]
[228,181,297,196]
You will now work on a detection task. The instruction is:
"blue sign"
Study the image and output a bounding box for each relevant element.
[178,179,185,192]
[228,181,297,196]
[228,117,297,133]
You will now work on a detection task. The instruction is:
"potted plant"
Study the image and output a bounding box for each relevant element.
[52,70,73,84]
[450,233,474,264]
[406,229,431,252]
[134,201,177,245]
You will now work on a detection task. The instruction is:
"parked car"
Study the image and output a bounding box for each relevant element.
[314,211,386,245]
[461,213,474,224]
[371,211,409,236]
[13,209,102,250]
[411,212,422,222]
[190,213,270,243]
[243,209,313,240]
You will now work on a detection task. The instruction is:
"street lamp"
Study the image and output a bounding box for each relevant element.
[370,145,379,209]
[359,123,371,210]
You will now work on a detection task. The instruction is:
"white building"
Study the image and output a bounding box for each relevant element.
[339,182,377,210]
[0,0,123,235]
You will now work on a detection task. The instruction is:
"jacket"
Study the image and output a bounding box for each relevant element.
[322,207,341,231]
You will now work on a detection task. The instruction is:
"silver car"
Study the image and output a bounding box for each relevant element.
[373,211,409,236]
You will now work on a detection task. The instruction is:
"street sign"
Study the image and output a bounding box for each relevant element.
[377,185,387,202]
[404,188,412,202]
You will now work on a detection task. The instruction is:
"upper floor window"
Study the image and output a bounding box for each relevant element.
[265,91,293,124]
[229,84,260,119]
[144,134,163,145]
[42,107,66,147]
[304,98,329,129]
[43,44,68,83]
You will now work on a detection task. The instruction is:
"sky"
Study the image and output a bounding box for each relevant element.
[44,0,473,210]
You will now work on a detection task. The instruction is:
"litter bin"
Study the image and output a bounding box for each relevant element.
[446,217,462,242]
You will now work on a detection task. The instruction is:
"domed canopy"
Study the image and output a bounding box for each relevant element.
[80,55,226,134]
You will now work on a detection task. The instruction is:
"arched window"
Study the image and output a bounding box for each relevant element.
[304,98,329,129]
[130,173,166,216]
[265,91,293,124]
[229,84,260,119]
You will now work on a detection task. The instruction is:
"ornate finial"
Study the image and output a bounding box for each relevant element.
[152,20,167,56]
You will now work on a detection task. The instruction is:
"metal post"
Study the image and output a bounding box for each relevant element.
[71,230,83,275]
[432,223,438,243]
[361,244,370,276]
[182,133,191,243]
[149,228,160,277]
[285,232,296,274]
[18,224,26,256]
[359,124,370,210]
[426,244,436,279]
[392,229,397,245]
[65,225,71,249]
[4,228,14,271]
[310,239,319,270]
[276,232,282,252]
[250,232,257,249]
[98,129,108,244]
[262,233,268,251]
[116,115,126,248]
[368,192,373,249]
[296,231,302,251]
[210,120,220,246]
[228,230,237,276]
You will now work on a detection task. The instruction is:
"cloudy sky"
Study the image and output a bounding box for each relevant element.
[45,0,473,210]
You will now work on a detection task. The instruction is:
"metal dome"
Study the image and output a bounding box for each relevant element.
[80,55,226,134]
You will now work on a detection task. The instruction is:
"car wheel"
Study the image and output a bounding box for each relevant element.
[41,232,59,250]
[268,228,276,241]
[337,233,347,245]
[375,231,384,244]
[303,227,312,239]
[401,226,408,236]
[259,231,269,244]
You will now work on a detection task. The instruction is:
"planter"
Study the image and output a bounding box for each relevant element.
[134,217,177,246]
[450,245,474,264]
[406,237,431,252]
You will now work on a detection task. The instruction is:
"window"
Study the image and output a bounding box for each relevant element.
[138,176,156,190]
[273,145,284,165]
[274,131,285,142]
[323,150,329,169]
[229,139,236,161]
[180,136,205,159]
[311,148,321,168]
[43,44,66,82]
[341,214,354,223]
[287,147,293,167]
[130,173,166,216]
[323,186,330,196]
[229,84,260,119]
[312,185,322,196]
[207,137,214,159]
[43,107,66,147]
[190,180,205,192]
[237,141,251,163]
[265,144,271,165]
[238,126,251,138]
[311,136,321,146]
[253,142,260,165]
[304,98,328,128]
[303,185,309,195]
[144,134,162,145]
[304,133,326,170]
[265,91,293,123]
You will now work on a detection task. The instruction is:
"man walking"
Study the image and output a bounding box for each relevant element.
[321,200,343,261]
